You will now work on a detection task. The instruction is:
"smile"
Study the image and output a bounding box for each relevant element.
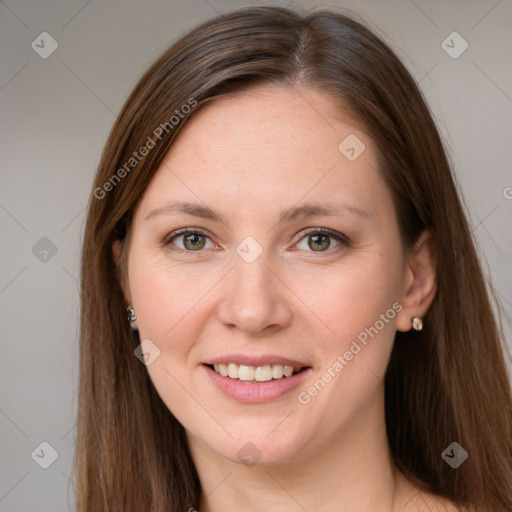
[208,363,303,382]
[203,363,312,403]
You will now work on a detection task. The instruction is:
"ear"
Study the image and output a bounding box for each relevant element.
[112,239,131,307]
[396,230,437,332]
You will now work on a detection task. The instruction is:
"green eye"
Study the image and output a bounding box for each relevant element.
[166,230,213,251]
[308,233,331,251]
[296,229,349,252]
[182,233,206,250]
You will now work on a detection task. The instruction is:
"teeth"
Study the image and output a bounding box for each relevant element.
[255,364,273,381]
[272,364,284,379]
[238,365,255,381]
[210,362,300,381]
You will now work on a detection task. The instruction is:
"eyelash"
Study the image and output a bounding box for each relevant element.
[163,227,350,254]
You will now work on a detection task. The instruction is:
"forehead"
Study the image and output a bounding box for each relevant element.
[172,84,368,158]
[135,84,388,221]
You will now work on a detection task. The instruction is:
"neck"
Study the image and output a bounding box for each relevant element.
[188,386,414,512]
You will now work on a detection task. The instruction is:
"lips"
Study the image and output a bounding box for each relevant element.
[201,353,312,402]
[203,363,313,403]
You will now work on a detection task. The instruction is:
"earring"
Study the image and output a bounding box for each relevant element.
[126,306,137,324]
[411,316,423,331]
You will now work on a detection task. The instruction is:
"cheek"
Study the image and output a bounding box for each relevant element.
[129,250,214,340]
[296,254,402,344]
[128,255,214,419]
[129,243,402,363]
[127,251,212,383]
[293,262,400,423]
[127,240,403,419]
[295,254,402,405]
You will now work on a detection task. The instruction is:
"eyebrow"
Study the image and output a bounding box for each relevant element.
[144,200,370,224]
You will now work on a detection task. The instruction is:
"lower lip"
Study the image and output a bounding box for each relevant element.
[203,364,312,403]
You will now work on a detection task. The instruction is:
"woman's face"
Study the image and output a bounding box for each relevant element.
[121,84,410,466]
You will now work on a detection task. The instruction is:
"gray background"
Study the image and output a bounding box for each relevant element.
[1,0,511,510]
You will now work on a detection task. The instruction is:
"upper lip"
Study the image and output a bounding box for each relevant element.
[204,354,310,368]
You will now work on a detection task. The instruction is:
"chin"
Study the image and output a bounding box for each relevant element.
[205,429,308,468]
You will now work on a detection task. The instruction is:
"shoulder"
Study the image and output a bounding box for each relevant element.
[395,474,479,512]
[396,482,467,512]
[403,490,472,512]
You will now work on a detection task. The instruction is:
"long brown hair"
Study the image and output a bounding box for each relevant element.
[75,6,512,511]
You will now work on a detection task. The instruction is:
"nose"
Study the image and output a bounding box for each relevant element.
[216,254,293,336]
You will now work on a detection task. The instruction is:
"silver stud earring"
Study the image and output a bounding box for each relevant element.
[411,316,423,331]
[126,306,137,324]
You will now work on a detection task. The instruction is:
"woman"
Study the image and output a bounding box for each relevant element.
[75,6,512,511]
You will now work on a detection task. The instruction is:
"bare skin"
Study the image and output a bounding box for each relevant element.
[114,84,459,511]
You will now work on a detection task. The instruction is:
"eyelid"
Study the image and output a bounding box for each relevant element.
[163,227,212,244]
[296,227,349,243]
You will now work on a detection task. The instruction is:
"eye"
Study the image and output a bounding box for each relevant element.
[295,228,349,253]
[165,229,216,251]
[163,227,349,253]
